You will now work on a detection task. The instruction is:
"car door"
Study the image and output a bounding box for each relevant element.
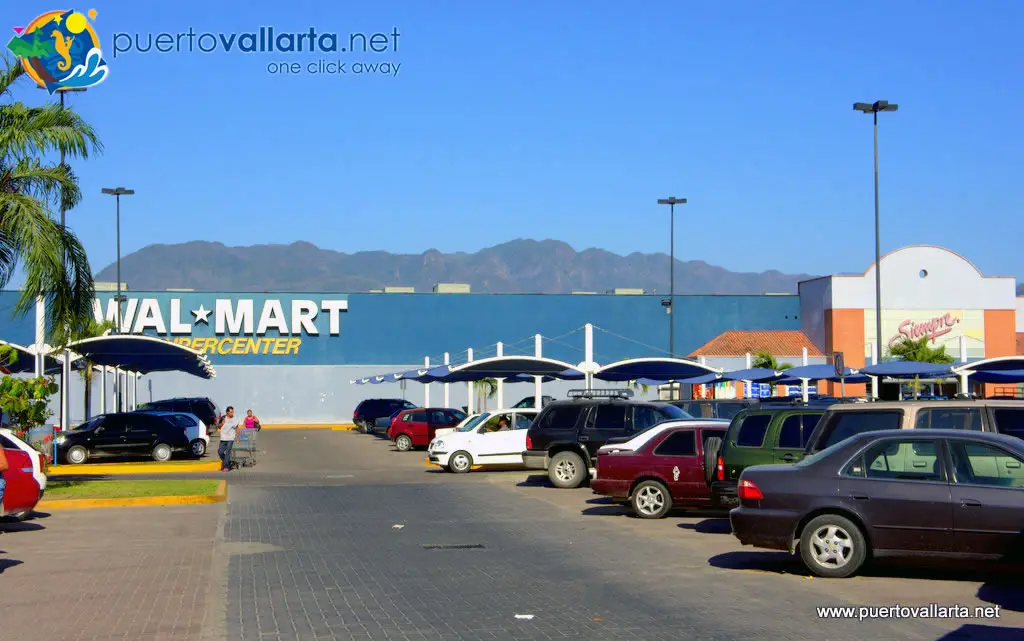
[650,429,706,502]
[125,414,160,454]
[838,436,953,553]
[0,438,37,512]
[946,438,1024,557]
[92,415,130,455]
[579,404,629,461]
[473,412,526,464]
[773,412,823,464]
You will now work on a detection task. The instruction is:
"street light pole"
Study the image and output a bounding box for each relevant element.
[657,197,686,359]
[101,187,135,334]
[853,101,897,368]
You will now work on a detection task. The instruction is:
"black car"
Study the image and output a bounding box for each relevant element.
[672,398,759,421]
[353,398,418,433]
[522,389,690,488]
[139,397,221,430]
[731,429,1024,578]
[56,412,192,464]
[513,395,555,409]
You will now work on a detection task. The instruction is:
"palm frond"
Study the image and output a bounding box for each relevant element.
[0,101,103,164]
[0,57,25,99]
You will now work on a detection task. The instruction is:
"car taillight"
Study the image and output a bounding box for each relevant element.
[737,479,764,501]
[716,456,725,481]
[526,435,532,450]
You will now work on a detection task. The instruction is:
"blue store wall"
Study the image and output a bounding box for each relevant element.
[0,290,802,366]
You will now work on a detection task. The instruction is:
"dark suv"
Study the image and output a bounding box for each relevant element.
[139,397,221,430]
[522,390,689,489]
[57,412,191,464]
[672,399,758,421]
[709,401,833,508]
[353,398,418,433]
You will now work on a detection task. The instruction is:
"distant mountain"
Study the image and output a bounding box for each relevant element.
[94,239,817,294]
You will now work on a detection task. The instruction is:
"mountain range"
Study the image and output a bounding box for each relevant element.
[91,238,816,294]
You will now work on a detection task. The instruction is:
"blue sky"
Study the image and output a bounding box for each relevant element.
[2,1,1022,282]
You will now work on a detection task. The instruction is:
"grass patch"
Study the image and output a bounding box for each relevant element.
[45,479,221,500]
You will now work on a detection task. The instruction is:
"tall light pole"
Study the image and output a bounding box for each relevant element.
[657,197,686,359]
[101,187,134,334]
[853,100,897,365]
[39,86,85,433]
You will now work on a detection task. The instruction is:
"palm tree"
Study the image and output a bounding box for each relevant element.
[50,318,115,420]
[476,377,498,411]
[751,351,794,371]
[1,57,101,336]
[887,336,955,399]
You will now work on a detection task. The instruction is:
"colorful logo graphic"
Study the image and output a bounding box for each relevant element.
[7,9,108,94]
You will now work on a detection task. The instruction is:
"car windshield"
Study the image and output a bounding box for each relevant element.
[793,438,849,468]
[458,414,489,432]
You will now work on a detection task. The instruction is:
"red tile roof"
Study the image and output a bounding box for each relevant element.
[689,330,823,358]
[1017,333,1024,356]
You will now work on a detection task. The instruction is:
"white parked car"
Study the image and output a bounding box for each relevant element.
[0,427,48,521]
[136,410,210,457]
[433,413,482,440]
[428,408,539,473]
[597,418,730,455]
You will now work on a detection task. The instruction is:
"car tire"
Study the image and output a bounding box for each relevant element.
[449,451,473,474]
[395,434,413,452]
[548,451,586,489]
[151,443,173,462]
[703,436,722,486]
[7,510,32,522]
[799,514,868,578]
[66,445,88,465]
[631,480,673,519]
[189,439,207,458]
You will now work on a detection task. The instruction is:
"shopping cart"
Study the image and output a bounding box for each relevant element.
[233,428,258,468]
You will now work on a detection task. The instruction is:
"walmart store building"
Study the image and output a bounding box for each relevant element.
[0,246,1020,424]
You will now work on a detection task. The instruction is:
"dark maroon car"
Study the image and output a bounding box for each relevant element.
[730,429,1024,578]
[592,421,728,518]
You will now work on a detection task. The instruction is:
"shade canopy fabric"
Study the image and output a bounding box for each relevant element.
[592,358,720,382]
[418,356,585,383]
[960,369,1024,383]
[720,367,786,382]
[859,361,954,379]
[955,356,1024,374]
[776,364,872,384]
[0,340,87,375]
[65,335,215,378]
[677,373,724,385]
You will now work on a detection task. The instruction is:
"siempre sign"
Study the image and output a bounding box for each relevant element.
[888,312,961,348]
[92,297,348,356]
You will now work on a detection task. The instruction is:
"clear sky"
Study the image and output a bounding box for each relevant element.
[3,0,1022,282]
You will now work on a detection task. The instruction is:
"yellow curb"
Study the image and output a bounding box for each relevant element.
[36,480,228,511]
[423,457,484,471]
[49,461,221,476]
[261,424,339,430]
[331,424,359,431]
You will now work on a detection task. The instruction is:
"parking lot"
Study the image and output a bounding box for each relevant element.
[2,428,1022,640]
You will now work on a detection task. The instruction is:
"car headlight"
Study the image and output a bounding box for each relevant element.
[433,440,444,450]
[54,435,66,445]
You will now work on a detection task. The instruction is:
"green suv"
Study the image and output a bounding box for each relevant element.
[708,401,834,508]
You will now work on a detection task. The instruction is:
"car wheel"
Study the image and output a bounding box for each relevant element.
[7,510,32,522]
[151,443,173,462]
[703,436,723,486]
[66,445,88,465]
[449,451,473,474]
[189,439,207,458]
[799,514,868,578]
[549,451,586,489]
[631,480,672,519]
[395,434,413,452]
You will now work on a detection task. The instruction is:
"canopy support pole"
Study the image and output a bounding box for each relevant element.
[584,324,594,391]
[465,348,475,414]
[34,297,44,377]
[61,353,71,431]
[133,373,139,410]
[870,341,879,399]
[801,378,809,404]
[424,356,431,407]
[443,353,450,408]
[495,342,504,409]
[534,334,543,409]
[100,366,107,414]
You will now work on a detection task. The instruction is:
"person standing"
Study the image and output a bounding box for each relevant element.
[217,406,241,472]
[244,409,261,431]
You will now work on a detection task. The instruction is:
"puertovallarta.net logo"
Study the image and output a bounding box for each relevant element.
[6,8,108,94]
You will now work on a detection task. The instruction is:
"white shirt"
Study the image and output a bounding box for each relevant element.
[220,416,241,441]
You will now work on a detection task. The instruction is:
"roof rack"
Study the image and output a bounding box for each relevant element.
[567,389,634,399]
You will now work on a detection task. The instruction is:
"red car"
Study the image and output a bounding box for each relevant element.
[592,420,728,519]
[387,407,467,452]
[1,428,48,521]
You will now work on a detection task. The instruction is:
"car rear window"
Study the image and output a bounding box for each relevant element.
[816,410,902,450]
[593,405,627,430]
[654,430,697,456]
[992,408,1024,440]
[914,408,983,431]
[537,405,585,430]
[716,402,749,420]
[735,414,772,447]
[167,414,198,428]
